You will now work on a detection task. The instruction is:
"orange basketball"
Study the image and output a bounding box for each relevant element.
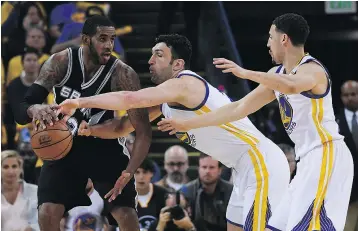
[31,120,73,161]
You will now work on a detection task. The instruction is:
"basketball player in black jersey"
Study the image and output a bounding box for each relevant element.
[15,16,152,231]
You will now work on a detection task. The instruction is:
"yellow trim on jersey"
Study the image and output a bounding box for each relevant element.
[309,98,334,231]
[195,105,268,231]
[137,183,154,208]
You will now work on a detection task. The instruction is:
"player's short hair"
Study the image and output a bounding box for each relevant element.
[155,34,192,69]
[272,13,310,46]
[21,47,40,63]
[82,15,115,37]
[199,152,223,168]
[138,158,155,173]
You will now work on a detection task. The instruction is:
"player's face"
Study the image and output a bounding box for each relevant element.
[89,26,115,65]
[148,42,175,84]
[267,25,285,65]
[198,157,221,185]
[1,157,22,183]
[23,53,39,74]
[134,168,153,190]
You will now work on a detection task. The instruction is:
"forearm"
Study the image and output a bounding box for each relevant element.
[186,101,246,129]
[15,84,49,125]
[242,70,295,94]
[78,91,145,111]
[125,129,152,174]
[90,117,134,139]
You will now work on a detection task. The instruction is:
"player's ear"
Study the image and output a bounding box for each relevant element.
[282,34,288,45]
[173,59,185,71]
[82,34,90,45]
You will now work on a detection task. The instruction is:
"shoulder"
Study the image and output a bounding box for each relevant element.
[47,49,70,66]
[297,61,326,75]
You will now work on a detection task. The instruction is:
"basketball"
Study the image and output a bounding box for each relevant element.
[31,120,73,161]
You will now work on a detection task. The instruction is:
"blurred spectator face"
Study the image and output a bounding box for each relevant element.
[148,42,176,84]
[26,28,46,51]
[198,156,222,185]
[26,6,42,25]
[164,146,188,183]
[23,53,39,74]
[341,80,358,112]
[134,168,153,191]
[85,27,115,65]
[267,25,285,65]
[1,156,22,184]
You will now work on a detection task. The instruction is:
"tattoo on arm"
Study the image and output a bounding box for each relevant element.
[111,62,150,126]
[35,50,69,92]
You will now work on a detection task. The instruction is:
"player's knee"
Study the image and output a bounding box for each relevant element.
[38,203,65,226]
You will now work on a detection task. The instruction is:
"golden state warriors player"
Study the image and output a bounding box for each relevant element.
[157,14,354,231]
[59,34,290,231]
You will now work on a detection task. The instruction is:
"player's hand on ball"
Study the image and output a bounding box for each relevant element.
[58,99,80,117]
[213,58,248,78]
[29,104,59,131]
[105,170,132,202]
[78,120,91,136]
[157,118,190,135]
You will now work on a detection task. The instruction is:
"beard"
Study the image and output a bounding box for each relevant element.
[89,41,101,65]
[169,171,184,183]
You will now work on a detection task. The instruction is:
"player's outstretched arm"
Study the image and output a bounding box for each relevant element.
[59,76,187,112]
[16,50,68,127]
[214,58,325,94]
[82,106,162,139]
[158,84,276,133]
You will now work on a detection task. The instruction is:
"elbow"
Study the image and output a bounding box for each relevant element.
[124,92,144,109]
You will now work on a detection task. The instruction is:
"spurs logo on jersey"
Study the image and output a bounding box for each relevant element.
[274,54,343,158]
[52,47,120,137]
[161,70,268,168]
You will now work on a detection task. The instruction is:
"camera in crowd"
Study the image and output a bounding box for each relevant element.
[162,191,186,220]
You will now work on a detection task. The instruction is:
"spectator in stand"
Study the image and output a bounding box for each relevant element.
[6,27,49,84]
[181,153,232,231]
[1,150,39,231]
[134,158,168,230]
[50,6,125,61]
[156,145,191,192]
[337,80,358,231]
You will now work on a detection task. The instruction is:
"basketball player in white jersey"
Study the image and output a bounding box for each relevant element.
[58,34,290,231]
[158,14,354,231]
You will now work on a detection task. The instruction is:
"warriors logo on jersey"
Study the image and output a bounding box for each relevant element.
[278,93,293,130]
[175,132,196,147]
[73,213,97,231]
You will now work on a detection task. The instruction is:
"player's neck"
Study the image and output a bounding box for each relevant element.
[82,47,102,75]
[283,47,305,74]
[172,68,185,79]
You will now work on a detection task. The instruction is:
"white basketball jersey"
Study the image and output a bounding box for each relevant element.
[64,190,105,231]
[274,55,343,159]
[161,70,268,168]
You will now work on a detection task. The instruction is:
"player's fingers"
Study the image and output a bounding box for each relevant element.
[32,118,38,131]
[222,68,234,73]
[43,114,54,126]
[46,107,59,121]
[213,58,227,64]
[215,64,233,69]
[105,189,114,199]
[38,119,47,130]
[158,124,172,131]
[157,118,171,126]
[169,129,177,135]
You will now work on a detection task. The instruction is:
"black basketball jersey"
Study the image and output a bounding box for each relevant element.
[137,184,168,230]
[53,47,119,136]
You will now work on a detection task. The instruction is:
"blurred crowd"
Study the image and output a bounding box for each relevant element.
[1,2,357,231]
